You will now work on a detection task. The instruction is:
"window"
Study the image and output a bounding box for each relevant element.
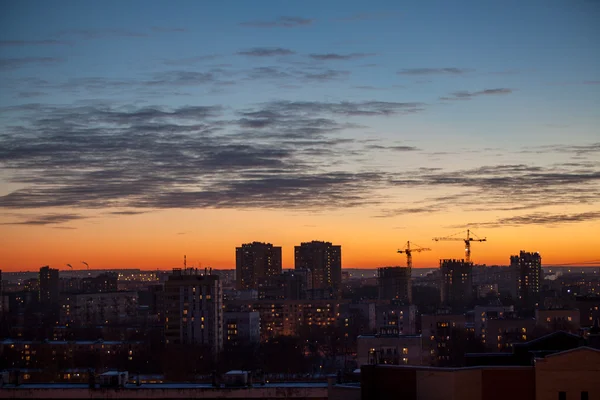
[558,391,566,400]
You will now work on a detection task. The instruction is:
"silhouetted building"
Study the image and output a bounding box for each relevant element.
[440,259,473,310]
[236,242,282,290]
[163,268,223,354]
[59,291,138,326]
[295,241,342,292]
[39,266,59,305]
[259,270,307,300]
[511,251,542,309]
[421,313,466,366]
[378,266,412,303]
[357,333,423,367]
[223,311,260,347]
[376,302,418,335]
[82,272,118,293]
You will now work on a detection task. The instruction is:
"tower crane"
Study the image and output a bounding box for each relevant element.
[397,241,431,271]
[432,229,486,263]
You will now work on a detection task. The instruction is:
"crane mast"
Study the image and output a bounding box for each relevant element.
[432,229,486,263]
[397,241,431,271]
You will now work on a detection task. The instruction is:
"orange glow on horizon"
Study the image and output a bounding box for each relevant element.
[1,208,599,272]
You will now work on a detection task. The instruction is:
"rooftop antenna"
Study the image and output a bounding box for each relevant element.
[67,264,73,270]
[81,261,89,270]
[184,255,187,270]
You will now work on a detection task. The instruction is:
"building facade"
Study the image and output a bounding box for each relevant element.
[440,259,473,311]
[59,291,138,326]
[236,242,282,290]
[223,311,260,347]
[39,266,59,305]
[511,251,543,309]
[378,267,412,303]
[295,241,342,292]
[163,268,223,354]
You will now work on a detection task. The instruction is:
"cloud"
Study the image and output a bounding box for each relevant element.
[237,47,296,57]
[309,53,375,61]
[0,101,395,211]
[397,68,473,75]
[583,81,600,85]
[17,91,47,98]
[0,57,63,70]
[301,70,351,81]
[470,211,600,228]
[239,16,313,28]
[0,39,71,46]
[1,101,597,218]
[2,213,84,225]
[366,145,419,151]
[440,88,513,101]
[56,29,148,39]
[108,210,148,215]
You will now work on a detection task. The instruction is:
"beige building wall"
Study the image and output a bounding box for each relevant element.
[535,347,600,400]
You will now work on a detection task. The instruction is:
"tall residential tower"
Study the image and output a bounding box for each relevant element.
[295,241,342,292]
[236,242,282,290]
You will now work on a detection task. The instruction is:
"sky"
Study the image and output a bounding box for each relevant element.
[0,0,599,272]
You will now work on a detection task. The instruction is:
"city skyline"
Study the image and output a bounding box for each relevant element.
[1,1,599,271]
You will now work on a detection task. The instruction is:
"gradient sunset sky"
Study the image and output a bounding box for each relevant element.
[1,0,599,272]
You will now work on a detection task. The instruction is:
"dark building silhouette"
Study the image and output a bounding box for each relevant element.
[82,272,118,293]
[440,259,473,310]
[378,266,412,303]
[163,268,223,354]
[259,270,307,300]
[295,241,342,292]
[511,251,542,309]
[236,242,282,290]
[39,266,59,305]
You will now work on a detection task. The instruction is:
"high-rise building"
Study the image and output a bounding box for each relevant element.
[39,266,60,305]
[236,242,282,290]
[294,241,342,292]
[0,269,3,314]
[163,268,223,354]
[440,259,473,310]
[510,251,542,309]
[378,266,412,303]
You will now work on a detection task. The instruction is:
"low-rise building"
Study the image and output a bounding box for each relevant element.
[59,291,138,326]
[356,333,422,367]
[536,309,580,333]
[421,313,466,366]
[223,311,260,347]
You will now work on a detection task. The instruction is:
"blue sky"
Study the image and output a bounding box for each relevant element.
[0,0,599,255]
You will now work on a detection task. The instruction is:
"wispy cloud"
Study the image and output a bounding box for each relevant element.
[237,47,296,57]
[0,57,63,70]
[309,53,375,61]
[0,39,71,46]
[440,88,513,101]
[469,211,600,228]
[398,68,473,75]
[56,29,148,39]
[239,16,313,28]
[2,213,85,226]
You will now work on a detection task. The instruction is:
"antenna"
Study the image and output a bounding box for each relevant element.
[81,261,89,270]
[67,264,73,270]
[184,255,187,269]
